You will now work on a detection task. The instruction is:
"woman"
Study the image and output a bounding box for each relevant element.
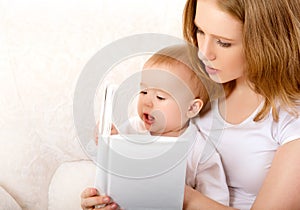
[81,0,300,209]
[183,0,300,209]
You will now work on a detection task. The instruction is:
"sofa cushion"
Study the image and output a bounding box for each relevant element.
[48,160,95,210]
[0,187,22,210]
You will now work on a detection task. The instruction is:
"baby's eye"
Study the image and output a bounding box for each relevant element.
[140,90,147,95]
[156,95,165,100]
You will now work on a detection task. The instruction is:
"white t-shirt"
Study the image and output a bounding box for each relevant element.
[193,101,300,209]
[116,117,229,205]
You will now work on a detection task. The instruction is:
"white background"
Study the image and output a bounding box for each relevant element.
[0,0,186,209]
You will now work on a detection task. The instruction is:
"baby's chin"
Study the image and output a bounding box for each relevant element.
[146,125,166,136]
[148,127,178,137]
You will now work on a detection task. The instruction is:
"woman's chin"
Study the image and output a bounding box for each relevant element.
[208,74,233,84]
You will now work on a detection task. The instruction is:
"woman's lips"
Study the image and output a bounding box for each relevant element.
[205,65,219,75]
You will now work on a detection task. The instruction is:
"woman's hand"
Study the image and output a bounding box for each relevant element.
[81,187,119,210]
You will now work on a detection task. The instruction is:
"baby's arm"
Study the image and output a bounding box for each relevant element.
[185,128,229,205]
[184,149,232,210]
[193,152,229,206]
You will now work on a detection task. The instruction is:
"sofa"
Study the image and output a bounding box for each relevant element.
[0,0,185,209]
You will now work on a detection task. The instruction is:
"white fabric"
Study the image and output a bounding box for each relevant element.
[185,126,229,206]
[116,117,229,205]
[193,101,300,209]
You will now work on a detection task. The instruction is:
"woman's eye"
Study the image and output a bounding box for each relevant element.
[196,28,204,35]
[156,95,165,100]
[217,40,231,48]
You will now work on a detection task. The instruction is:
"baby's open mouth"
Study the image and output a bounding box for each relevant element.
[144,113,155,124]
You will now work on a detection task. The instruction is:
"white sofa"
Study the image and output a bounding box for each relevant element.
[0,0,185,209]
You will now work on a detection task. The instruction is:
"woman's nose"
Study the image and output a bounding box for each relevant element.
[198,39,216,62]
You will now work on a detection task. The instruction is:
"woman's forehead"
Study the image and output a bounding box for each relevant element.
[195,0,243,41]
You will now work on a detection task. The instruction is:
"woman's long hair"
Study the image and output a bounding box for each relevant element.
[183,0,300,121]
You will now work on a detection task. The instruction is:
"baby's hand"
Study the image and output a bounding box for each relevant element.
[94,122,100,145]
[94,122,118,145]
[110,124,118,135]
[81,187,119,210]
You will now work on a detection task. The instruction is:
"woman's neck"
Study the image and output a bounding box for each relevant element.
[219,78,263,124]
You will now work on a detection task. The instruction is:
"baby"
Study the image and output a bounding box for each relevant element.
[82,44,229,209]
[122,44,229,203]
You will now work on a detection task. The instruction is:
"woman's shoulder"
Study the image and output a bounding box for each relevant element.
[192,101,300,145]
[271,104,300,144]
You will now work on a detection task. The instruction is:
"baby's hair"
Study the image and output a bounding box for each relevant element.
[144,44,210,111]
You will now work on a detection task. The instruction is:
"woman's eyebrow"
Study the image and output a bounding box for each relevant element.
[194,20,235,42]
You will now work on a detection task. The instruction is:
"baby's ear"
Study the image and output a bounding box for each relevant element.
[187,99,203,118]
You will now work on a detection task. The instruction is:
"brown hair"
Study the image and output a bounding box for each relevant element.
[183,0,300,121]
[144,44,221,112]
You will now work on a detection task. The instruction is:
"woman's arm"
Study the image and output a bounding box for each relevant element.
[183,186,237,210]
[252,139,300,209]
[184,139,300,210]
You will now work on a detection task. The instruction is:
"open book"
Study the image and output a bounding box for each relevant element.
[94,84,191,210]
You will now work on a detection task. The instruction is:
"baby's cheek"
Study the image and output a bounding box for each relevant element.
[136,101,143,116]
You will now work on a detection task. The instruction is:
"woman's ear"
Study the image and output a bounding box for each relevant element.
[187,99,203,118]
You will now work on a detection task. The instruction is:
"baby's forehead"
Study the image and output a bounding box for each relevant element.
[140,82,172,95]
[143,61,195,78]
[142,64,200,94]
[140,68,196,102]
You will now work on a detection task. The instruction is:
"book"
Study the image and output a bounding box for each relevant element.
[94,84,191,210]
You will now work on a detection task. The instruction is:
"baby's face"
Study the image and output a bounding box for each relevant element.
[137,64,197,137]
